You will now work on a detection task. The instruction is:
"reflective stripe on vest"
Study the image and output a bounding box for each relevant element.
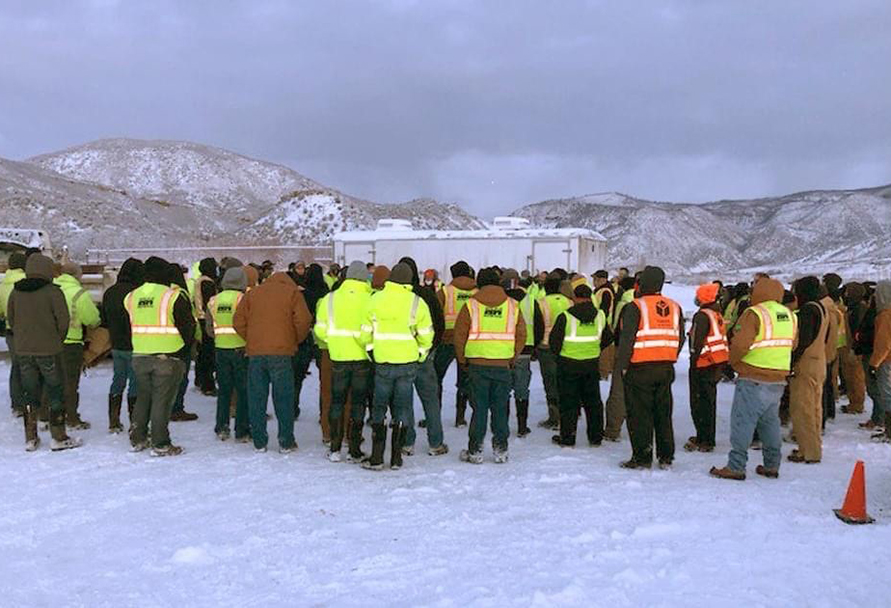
[559,310,605,360]
[327,295,363,339]
[741,302,796,371]
[464,299,518,359]
[193,276,213,319]
[520,293,535,347]
[692,308,729,368]
[371,295,421,343]
[126,284,186,354]
[630,295,681,364]
[443,284,475,330]
[210,290,245,348]
[540,294,570,347]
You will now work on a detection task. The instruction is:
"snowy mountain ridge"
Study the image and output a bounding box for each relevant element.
[512,186,891,279]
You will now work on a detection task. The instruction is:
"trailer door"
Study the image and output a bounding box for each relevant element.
[532,240,571,273]
[342,242,375,266]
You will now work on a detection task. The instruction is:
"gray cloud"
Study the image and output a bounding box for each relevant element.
[1,0,889,216]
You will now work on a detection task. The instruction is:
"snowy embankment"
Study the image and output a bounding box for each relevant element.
[1,285,890,606]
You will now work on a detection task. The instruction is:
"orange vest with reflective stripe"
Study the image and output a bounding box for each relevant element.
[692,308,729,368]
[630,294,681,364]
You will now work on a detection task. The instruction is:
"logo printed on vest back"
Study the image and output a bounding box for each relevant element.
[655,300,671,317]
[137,297,155,309]
[484,307,504,318]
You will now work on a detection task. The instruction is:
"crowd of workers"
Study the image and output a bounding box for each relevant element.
[0,248,888,479]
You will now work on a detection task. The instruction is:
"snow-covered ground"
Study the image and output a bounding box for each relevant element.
[2,285,891,606]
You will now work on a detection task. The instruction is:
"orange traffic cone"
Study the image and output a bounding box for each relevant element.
[834,460,875,525]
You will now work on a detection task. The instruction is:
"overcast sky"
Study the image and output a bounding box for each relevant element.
[1,0,889,216]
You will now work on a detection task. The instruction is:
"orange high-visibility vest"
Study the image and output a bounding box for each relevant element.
[692,308,729,368]
[629,294,681,364]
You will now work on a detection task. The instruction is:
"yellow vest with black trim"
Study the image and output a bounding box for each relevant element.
[741,301,796,371]
[314,279,373,362]
[209,290,246,349]
[559,308,606,360]
[126,282,186,355]
[442,284,476,330]
[464,298,519,359]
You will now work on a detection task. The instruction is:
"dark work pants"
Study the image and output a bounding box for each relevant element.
[822,360,836,427]
[215,348,249,437]
[624,364,676,465]
[172,355,191,414]
[18,354,64,414]
[434,343,470,398]
[132,355,186,448]
[556,358,603,444]
[331,360,372,424]
[689,365,720,447]
[467,365,512,452]
[6,334,24,412]
[406,349,445,449]
[292,337,318,416]
[60,343,84,423]
[195,329,216,392]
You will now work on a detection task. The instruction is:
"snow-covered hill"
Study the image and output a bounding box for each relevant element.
[237,192,488,245]
[0,157,197,255]
[512,187,891,279]
[5,139,487,257]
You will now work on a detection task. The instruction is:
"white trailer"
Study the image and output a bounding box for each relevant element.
[333,217,607,279]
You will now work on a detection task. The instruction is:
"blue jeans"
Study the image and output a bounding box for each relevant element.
[874,361,891,424]
[728,379,785,472]
[406,351,445,449]
[468,365,512,453]
[249,355,296,449]
[216,348,250,437]
[372,363,417,426]
[172,355,191,414]
[510,354,532,401]
[109,349,137,398]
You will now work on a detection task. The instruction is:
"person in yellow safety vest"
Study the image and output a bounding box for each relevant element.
[1,252,28,417]
[536,271,572,430]
[360,263,434,471]
[711,278,797,481]
[549,284,612,447]
[591,269,616,381]
[125,256,196,457]
[324,263,341,290]
[502,270,544,437]
[614,266,685,470]
[435,260,477,428]
[206,266,250,443]
[603,275,637,442]
[314,261,375,463]
[192,258,219,397]
[453,267,526,464]
[54,262,101,430]
[685,283,729,453]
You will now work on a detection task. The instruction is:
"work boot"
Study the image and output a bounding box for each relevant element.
[151,444,184,457]
[170,410,198,422]
[619,459,651,470]
[493,446,509,464]
[516,399,531,437]
[127,394,137,431]
[390,422,405,470]
[455,394,468,428]
[538,400,559,429]
[755,465,779,479]
[459,449,484,464]
[50,409,82,451]
[683,437,699,452]
[787,450,819,464]
[108,394,124,434]
[362,423,387,470]
[347,420,365,463]
[551,434,575,447]
[428,444,449,456]
[24,405,39,451]
[329,417,344,454]
[709,466,745,481]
